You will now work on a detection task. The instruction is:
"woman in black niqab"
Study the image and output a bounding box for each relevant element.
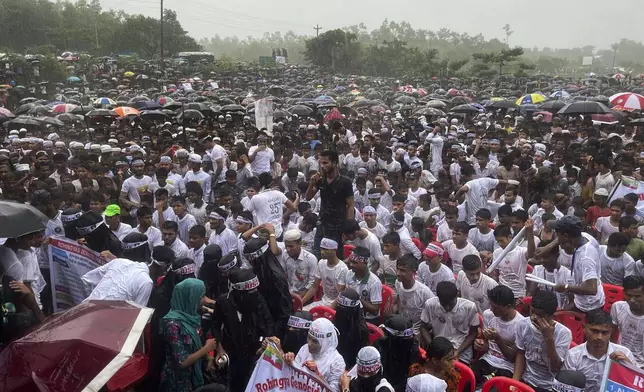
[121,232,151,263]
[76,211,122,257]
[282,311,313,354]
[243,237,292,338]
[334,288,370,370]
[60,208,82,240]
[212,268,275,392]
[375,315,421,392]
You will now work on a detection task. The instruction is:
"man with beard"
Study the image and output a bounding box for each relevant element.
[243,235,293,337]
[306,150,355,259]
[119,158,152,221]
[211,268,275,392]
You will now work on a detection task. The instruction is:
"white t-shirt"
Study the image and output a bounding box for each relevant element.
[564,342,636,392]
[346,271,382,320]
[464,178,499,225]
[248,145,275,175]
[558,233,600,268]
[209,144,228,183]
[148,182,179,203]
[359,220,387,240]
[595,217,619,244]
[611,301,644,368]
[350,231,384,269]
[208,227,238,257]
[111,222,133,241]
[153,207,177,228]
[493,246,529,298]
[515,317,572,390]
[189,245,206,273]
[82,258,153,306]
[176,213,197,244]
[417,262,456,294]
[0,246,24,281]
[599,245,635,286]
[313,259,349,305]
[281,249,318,294]
[183,170,211,202]
[456,270,498,313]
[481,309,525,372]
[443,240,478,273]
[16,248,45,308]
[169,238,190,259]
[570,242,605,312]
[248,189,288,238]
[137,225,163,251]
[395,280,435,333]
[121,175,153,216]
[531,265,573,309]
[436,222,452,243]
[467,228,496,252]
[421,297,480,364]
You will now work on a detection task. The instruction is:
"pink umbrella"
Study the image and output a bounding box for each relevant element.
[51,103,78,114]
[0,300,152,392]
[0,107,15,117]
[446,88,463,97]
[591,113,619,122]
[533,111,553,122]
[324,107,343,122]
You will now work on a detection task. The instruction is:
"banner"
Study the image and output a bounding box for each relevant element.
[244,344,334,392]
[255,98,274,135]
[48,236,105,312]
[608,177,644,219]
[600,359,644,391]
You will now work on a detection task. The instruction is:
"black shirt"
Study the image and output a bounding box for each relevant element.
[317,174,353,226]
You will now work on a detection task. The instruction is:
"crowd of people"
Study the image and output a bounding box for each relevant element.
[2,64,644,392]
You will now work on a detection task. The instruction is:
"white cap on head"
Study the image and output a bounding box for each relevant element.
[283,229,302,241]
[188,153,202,164]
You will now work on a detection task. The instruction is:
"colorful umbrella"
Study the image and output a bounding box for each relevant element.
[609,92,644,111]
[114,107,141,117]
[324,107,343,122]
[612,73,626,80]
[66,76,81,83]
[51,103,78,114]
[0,300,152,392]
[516,93,546,105]
[550,91,570,100]
[123,71,135,77]
[156,96,174,106]
[0,108,15,118]
[94,97,116,106]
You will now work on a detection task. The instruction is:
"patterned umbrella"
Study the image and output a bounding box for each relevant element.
[550,91,570,100]
[51,103,78,114]
[609,93,644,111]
[612,73,626,80]
[516,93,546,105]
[114,107,141,117]
[93,97,116,106]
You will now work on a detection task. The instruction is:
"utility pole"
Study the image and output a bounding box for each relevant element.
[160,0,164,70]
[314,24,322,37]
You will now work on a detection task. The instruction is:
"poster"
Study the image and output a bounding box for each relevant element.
[608,177,644,219]
[255,98,274,135]
[245,345,334,392]
[48,236,105,312]
[600,359,644,391]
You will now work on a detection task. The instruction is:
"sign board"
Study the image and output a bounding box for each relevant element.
[582,56,594,66]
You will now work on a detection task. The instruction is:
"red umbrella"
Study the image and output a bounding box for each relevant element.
[591,113,619,123]
[324,107,343,122]
[0,300,152,392]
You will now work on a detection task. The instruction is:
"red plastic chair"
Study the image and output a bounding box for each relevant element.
[482,377,535,392]
[380,285,395,323]
[554,310,586,345]
[455,361,476,392]
[516,296,532,317]
[310,305,336,321]
[570,340,577,348]
[291,292,303,312]
[106,323,152,391]
[526,264,533,273]
[603,283,625,313]
[344,244,355,259]
[367,322,384,345]
[313,281,323,301]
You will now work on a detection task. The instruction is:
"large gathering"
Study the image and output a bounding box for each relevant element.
[2,4,644,392]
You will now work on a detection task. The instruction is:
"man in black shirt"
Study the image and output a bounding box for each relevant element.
[306,149,355,259]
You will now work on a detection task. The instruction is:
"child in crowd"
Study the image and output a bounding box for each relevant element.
[468,208,495,252]
[599,232,635,286]
[457,254,498,313]
[443,222,479,274]
[417,241,456,294]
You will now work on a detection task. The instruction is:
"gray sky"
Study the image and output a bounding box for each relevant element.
[102,0,639,50]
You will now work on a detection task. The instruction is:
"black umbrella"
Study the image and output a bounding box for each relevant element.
[221,104,245,112]
[86,109,118,117]
[0,201,49,237]
[18,97,38,105]
[287,104,314,116]
[414,107,446,116]
[450,104,481,114]
[557,102,611,115]
[395,95,417,104]
[55,113,82,124]
[139,110,169,121]
[176,109,205,121]
[539,100,567,113]
[16,103,35,115]
[6,116,41,129]
[486,100,518,109]
[426,100,447,108]
[183,102,209,111]
[36,117,65,127]
[70,106,94,115]
[27,105,51,116]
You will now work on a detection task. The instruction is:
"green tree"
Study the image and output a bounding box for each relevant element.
[472,47,524,76]
[304,29,361,73]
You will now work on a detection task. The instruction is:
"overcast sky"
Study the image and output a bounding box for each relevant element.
[102,0,639,50]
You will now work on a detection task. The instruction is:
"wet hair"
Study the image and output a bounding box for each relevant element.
[586,309,613,326]
[426,336,454,360]
[493,224,512,238]
[475,208,491,220]
[171,195,187,206]
[342,219,361,235]
[436,281,458,304]
[512,209,529,222]
[162,221,179,232]
[488,285,515,307]
[382,232,400,245]
[619,216,639,231]
[189,224,206,237]
[137,206,153,218]
[319,150,339,164]
[185,181,203,196]
[497,204,513,217]
[302,212,318,226]
[462,255,481,271]
[531,290,558,316]
[608,232,630,247]
[452,222,470,235]
[396,254,418,271]
[155,188,169,198]
[610,199,625,211]
[624,193,639,204]
[392,194,406,203]
[537,239,560,258]
[623,275,644,291]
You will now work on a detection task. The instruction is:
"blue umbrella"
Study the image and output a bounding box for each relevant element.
[550,90,571,100]
[67,76,81,83]
[132,100,161,110]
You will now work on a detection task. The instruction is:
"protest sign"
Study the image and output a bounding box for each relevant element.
[255,98,275,135]
[608,176,644,219]
[245,344,334,392]
[600,359,644,391]
[48,236,105,312]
